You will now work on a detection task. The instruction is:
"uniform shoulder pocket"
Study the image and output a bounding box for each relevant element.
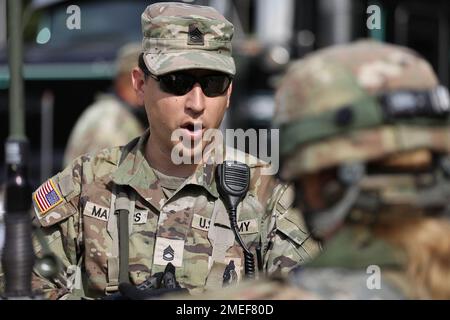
[276,207,309,247]
[272,185,308,247]
[32,169,80,227]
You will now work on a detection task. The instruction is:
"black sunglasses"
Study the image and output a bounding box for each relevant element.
[148,71,233,97]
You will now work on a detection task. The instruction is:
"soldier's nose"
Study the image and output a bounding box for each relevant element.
[185,84,206,114]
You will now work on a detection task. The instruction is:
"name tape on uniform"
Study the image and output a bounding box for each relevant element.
[237,219,259,234]
[192,214,211,232]
[153,237,184,267]
[83,201,110,222]
[192,214,258,234]
[133,210,148,224]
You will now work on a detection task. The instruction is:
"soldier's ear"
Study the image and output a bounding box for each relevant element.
[132,67,145,104]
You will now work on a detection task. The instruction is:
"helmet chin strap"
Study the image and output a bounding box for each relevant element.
[305,183,361,240]
[304,156,450,240]
[304,162,366,239]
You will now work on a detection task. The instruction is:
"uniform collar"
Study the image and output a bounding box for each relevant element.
[180,162,219,199]
[112,130,219,210]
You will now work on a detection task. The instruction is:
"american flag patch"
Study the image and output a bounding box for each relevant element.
[34,179,63,215]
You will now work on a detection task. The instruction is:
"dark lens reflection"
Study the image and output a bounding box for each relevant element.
[158,72,232,97]
[294,168,345,211]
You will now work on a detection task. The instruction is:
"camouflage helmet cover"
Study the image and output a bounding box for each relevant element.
[275,40,450,179]
[141,2,235,76]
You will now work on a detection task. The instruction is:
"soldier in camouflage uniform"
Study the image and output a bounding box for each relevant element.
[20,3,319,300]
[276,40,450,299]
[63,43,146,166]
[182,40,450,300]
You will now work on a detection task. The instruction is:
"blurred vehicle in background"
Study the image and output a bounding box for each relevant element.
[0,0,150,187]
[0,0,448,189]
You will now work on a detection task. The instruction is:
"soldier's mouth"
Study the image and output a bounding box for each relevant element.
[180,122,205,139]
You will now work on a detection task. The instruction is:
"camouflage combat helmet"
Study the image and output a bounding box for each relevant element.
[141,2,235,76]
[275,39,450,179]
[275,40,450,238]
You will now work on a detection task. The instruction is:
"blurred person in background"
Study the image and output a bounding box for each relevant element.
[63,42,146,166]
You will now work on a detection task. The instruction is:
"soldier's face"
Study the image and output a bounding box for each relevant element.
[132,68,232,159]
[294,169,345,241]
[295,172,332,211]
[295,167,348,210]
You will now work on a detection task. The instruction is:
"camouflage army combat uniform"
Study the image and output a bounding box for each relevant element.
[31,130,318,299]
[63,93,144,166]
[286,227,407,299]
[25,2,321,300]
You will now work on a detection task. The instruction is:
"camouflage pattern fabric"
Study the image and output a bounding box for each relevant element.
[274,40,450,178]
[25,131,319,299]
[63,93,144,166]
[288,227,408,299]
[289,269,403,300]
[172,226,407,300]
[165,277,321,300]
[141,2,236,76]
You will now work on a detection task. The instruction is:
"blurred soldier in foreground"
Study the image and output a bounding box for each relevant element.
[179,40,450,299]
[63,43,146,166]
[16,2,319,300]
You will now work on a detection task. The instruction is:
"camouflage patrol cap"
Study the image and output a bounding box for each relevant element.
[141,2,235,76]
[275,40,450,179]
